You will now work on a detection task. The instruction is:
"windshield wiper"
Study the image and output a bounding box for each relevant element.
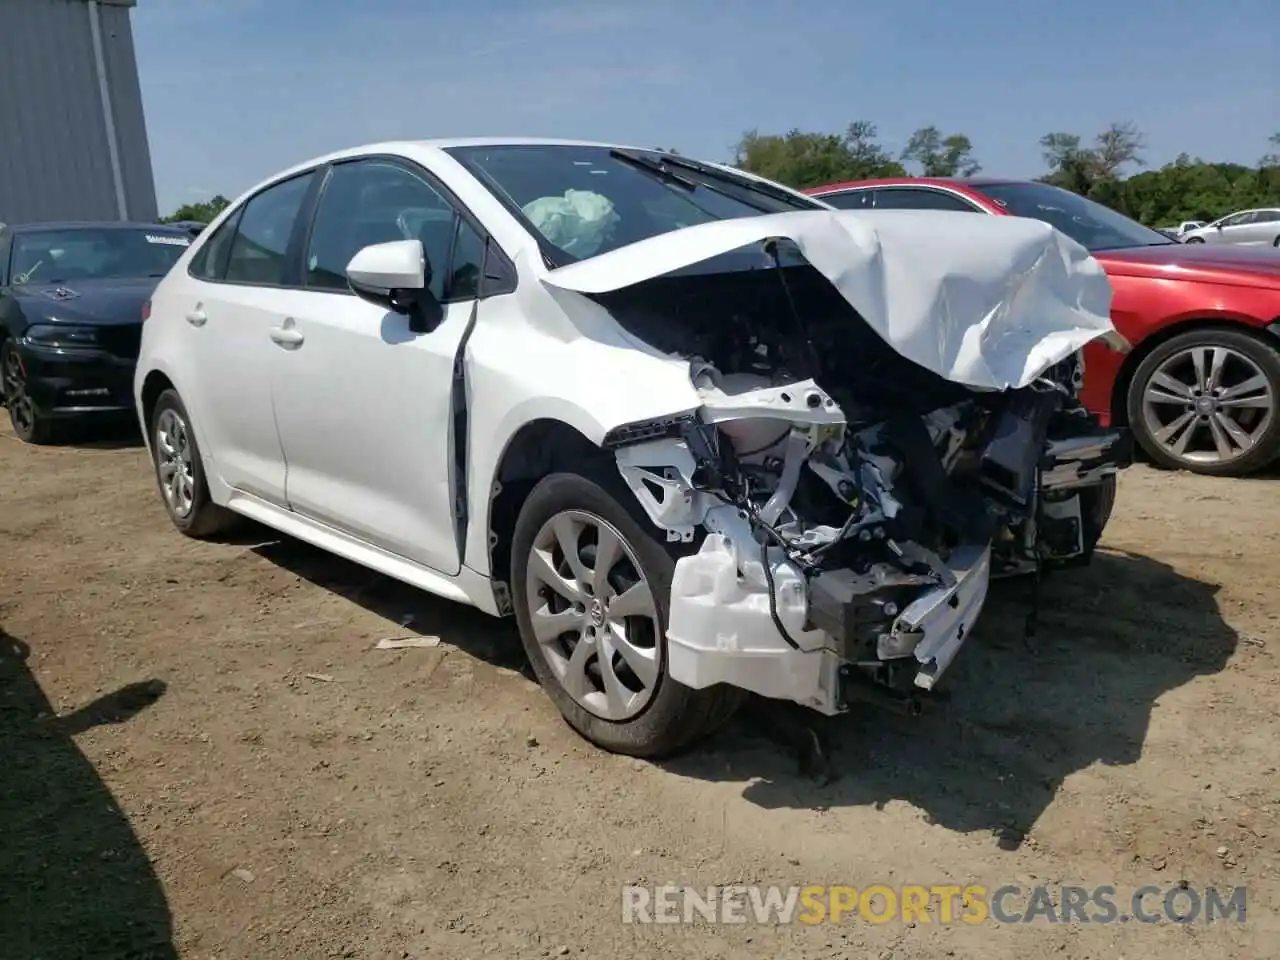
[609,148,698,189]
[648,151,816,210]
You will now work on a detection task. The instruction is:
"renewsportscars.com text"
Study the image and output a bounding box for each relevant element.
[621,883,1247,926]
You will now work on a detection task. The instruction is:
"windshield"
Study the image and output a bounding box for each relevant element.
[978,182,1176,252]
[9,227,190,285]
[444,144,821,264]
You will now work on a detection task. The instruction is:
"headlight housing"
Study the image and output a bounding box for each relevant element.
[22,323,99,348]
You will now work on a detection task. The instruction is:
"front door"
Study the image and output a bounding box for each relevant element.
[270,158,498,575]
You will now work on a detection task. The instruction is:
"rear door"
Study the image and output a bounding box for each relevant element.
[172,171,317,504]
[1241,209,1280,245]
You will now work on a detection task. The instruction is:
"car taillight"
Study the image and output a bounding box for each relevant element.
[141,299,151,322]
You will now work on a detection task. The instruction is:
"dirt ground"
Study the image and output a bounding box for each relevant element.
[1,418,1278,960]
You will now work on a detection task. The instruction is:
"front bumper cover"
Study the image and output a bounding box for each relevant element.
[665,526,992,715]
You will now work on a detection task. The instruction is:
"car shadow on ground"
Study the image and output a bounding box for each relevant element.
[246,536,1237,852]
[249,537,528,673]
[61,417,146,449]
[0,627,175,959]
[662,549,1238,849]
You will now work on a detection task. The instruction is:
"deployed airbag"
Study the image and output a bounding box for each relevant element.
[522,189,620,259]
[538,208,1115,391]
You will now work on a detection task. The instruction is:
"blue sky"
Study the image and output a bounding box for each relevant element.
[133,0,1277,215]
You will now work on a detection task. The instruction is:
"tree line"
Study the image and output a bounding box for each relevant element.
[161,127,1280,230]
[732,122,1280,227]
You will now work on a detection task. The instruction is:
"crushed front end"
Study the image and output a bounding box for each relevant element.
[610,355,1131,716]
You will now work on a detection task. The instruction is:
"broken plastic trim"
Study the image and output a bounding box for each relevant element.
[601,412,698,450]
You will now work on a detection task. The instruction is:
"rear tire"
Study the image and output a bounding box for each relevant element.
[510,471,745,758]
[1184,236,1205,244]
[148,389,239,537]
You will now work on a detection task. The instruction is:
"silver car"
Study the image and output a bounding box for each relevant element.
[1182,208,1280,247]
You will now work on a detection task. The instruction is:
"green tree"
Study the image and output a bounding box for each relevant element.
[733,121,905,189]
[161,195,230,224]
[1091,121,1145,179]
[1039,128,1279,226]
[900,125,981,177]
[1261,132,1280,168]
[1039,132,1100,193]
[1039,123,1145,195]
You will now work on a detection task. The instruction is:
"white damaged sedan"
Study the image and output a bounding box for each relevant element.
[135,139,1132,756]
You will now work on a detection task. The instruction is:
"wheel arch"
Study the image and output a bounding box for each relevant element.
[139,369,176,440]
[1110,317,1280,427]
[484,417,614,609]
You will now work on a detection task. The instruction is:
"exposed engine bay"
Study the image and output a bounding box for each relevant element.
[591,259,1133,715]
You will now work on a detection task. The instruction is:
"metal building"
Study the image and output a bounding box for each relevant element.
[0,0,157,224]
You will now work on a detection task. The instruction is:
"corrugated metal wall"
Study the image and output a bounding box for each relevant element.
[0,0,158,224]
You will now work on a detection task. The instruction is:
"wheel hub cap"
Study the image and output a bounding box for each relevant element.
[1141,344,1274,465]
[155,408,196,519]
[524,510,661,722]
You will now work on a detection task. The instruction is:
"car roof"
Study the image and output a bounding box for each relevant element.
[9,220,190,233]
[260,137,692,184]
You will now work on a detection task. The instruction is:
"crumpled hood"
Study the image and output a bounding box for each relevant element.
[540,208,1116,391]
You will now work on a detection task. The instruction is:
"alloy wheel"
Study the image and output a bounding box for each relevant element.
[2,344,36,436]
[155,407,196,519]
[1140,344,1275,467]
[524,509,661,722]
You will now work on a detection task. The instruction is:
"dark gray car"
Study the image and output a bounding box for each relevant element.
[0,221,191,442]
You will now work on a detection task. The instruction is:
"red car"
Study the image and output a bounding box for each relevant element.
[805,177,1280,477]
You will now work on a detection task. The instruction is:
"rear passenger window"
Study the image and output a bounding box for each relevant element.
[823,190,873,210]
[224,173,313,286]
[874,189,980,212]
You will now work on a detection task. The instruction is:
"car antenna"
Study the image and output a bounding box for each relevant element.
[451,235,491,564]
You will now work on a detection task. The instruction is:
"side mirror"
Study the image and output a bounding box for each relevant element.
[346,240,439,332]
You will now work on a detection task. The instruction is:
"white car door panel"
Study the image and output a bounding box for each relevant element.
[271,291,467,574]
[176,171,315,504]
[186,284,294,502]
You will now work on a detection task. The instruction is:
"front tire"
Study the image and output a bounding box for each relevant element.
[1126,328,1280,476]
[510,471,744,757]
[2,340,57,444]
[1079,473,1117,552]
[1184,236,1205,244]
[149,389,238,537]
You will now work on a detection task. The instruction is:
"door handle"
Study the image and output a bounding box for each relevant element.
[269,324,304,348]
[185,309,207,327]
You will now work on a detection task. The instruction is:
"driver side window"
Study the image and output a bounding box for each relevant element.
[305,160,461,301]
